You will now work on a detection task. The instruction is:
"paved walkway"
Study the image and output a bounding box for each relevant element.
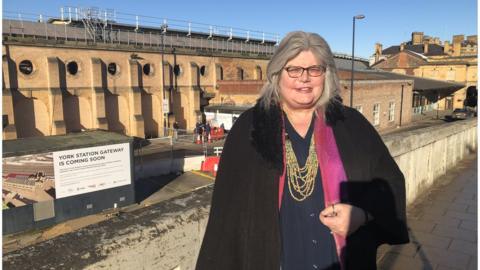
[377,154,477,270]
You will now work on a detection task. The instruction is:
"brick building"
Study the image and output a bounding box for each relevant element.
[371,32,477,111]
[212,67,463,132]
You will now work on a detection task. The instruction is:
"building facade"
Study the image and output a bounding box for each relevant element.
[371,32,477,111]
[213,70,415,132]
[2,14,273,140]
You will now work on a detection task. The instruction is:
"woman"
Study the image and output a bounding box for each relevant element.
[196,31,409,270]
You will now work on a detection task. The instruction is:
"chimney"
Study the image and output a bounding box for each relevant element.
[467,35,477,44]
[400,42,405,51]
[412,32,424,45]
[423,40,429,54]
[444,41,451,54]
[453,34,464,56]
[374,43,382,63]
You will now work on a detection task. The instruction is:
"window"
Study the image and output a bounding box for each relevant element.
[67,61,79,75]
[354,105,363,114]
[237,67,244,80]
[19,60,34,75]
[3,115,9,128]
[255,66,262,80]
[388,102,395,122]
[373,103,380,126]
[173,64,182,76]
[107,63,118,75]
[216,65,223,80]
[143,63,154,76]
[200,65,207,76]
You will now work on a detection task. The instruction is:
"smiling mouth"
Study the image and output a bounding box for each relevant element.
[295,87,313,92]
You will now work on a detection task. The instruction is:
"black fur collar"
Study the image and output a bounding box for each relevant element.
[250,97,345,171]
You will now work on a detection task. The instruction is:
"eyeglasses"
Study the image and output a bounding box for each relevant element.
[284,65,326,78]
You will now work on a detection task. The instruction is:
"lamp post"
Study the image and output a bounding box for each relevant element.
[350,14,365,108]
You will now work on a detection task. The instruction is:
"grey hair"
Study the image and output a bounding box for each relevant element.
[259,31,341,112]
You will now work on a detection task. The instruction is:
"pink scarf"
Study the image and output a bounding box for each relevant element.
[278,111,348,269]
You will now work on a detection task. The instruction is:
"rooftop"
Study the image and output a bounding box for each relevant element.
[338,69,465,92]
[3,130,132,157]
[382,44,446,56]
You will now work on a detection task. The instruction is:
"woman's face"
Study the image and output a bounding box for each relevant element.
[279,50,325,111]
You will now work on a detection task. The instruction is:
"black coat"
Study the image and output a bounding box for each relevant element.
[196,101,409,270]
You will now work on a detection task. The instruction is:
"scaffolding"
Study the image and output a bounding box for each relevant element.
[75,7,116,42]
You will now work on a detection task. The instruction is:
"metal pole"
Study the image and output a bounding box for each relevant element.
[399,85,404,126]
[350,17,356,108]
[161,34,170,134]
[350,15,365,108]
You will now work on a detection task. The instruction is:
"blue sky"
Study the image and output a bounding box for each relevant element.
[3,0,477,58]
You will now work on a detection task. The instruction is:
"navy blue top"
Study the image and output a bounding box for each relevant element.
[280,115,340,270]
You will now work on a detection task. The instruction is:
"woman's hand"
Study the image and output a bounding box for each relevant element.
[319,203,367,237]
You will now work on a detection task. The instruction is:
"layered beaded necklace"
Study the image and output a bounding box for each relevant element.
[285,134,318,201]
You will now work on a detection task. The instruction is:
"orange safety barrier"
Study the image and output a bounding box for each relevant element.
[210,127,225,141]
[201,156,220,176]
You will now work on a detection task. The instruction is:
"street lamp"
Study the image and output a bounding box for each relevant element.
[350,14,365,108]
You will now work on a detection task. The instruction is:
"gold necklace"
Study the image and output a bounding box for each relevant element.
[285,134,318,201]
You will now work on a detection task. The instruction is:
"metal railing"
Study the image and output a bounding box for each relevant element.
[134,127,227,163]
[3,9,278,55]
[146,127,227,143]
[412,104,436,115]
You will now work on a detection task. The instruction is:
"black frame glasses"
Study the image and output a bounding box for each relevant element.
[284,65,326,78]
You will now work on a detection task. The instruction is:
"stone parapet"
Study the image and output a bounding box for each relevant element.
[3,186,212,270]
[384,118,477,205]
[2,119,477,269]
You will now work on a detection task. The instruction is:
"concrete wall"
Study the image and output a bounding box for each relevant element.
[2,116,477,270]
[3,186,212,270]
[134,155,205,180]
[384,118,477,205]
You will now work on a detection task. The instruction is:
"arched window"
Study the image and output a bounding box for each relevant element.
[216,65,223,80]
[255,66,262,80]
[237,67,244,80]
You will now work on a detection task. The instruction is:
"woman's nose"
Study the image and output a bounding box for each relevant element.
[298,70,311,82]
